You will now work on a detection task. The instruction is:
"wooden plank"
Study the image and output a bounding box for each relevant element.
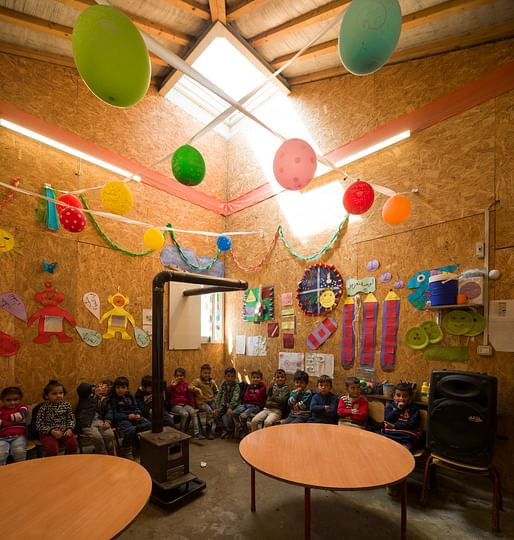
[0,39,75,68]
[161,0,211,20]
[56,0,194,46]
[249,0,351,48]
[209,0,227,24]
[0,6,73,39]
[227,0,273,22]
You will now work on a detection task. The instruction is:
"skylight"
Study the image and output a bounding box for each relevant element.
[161,23,289,138]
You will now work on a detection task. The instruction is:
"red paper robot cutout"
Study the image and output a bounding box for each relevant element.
[27,282,76,343]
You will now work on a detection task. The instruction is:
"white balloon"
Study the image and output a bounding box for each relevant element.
[488,269,501,280]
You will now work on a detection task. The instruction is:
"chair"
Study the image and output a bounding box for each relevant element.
[412,409,428,460]
[420,453,503,532]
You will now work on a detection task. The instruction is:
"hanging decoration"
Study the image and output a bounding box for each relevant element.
[379,290,400,372]
[99,291,136,340]
[143,227,165,250]
[406,264,459,310]
[56,193,83,214]
[172,145,206,186]
[242,286,274,323]
[0,178,20,211]
[36,185,60,231]
[297,264,344,316]
[100,181,133,215]
[75,326,102,347]
[72,5,151,108]
[27,283,76,343]
[216,235,232,252]
[382,194,411,225]
[59,206,87,233]
[343,180,375,214]
[341,297,355,369]
[0,331,20,357]
[0,292,27,321]
[307,317,338,350]
[359,293,378,366]
[83,292,101,320]
[273,138,317,191]
[230,230,279,273]
[43,260,58,274]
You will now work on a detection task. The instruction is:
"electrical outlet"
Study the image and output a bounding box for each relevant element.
[477,345,493,356]
[475,241,485,259]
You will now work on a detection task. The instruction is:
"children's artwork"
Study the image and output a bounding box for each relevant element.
[0,292,27,321]
[37,185,59,231]
[83,292,100,320]
[281,306,294,317]
[359,293,378,367]
[75,326,102,347]
[380,290,400,372]
[423,344,469,363]
[406,264,459,310]
[246,335,267,356]
[379,272,392,283]
[42,260,58,273]
[367,259,380,271]
[345,277,376,296]
[243,286,274,323]
[267,322,279,338]
[278,351,304,373]
[281,292,293,306]
[341,297,355,369]
[235,335,246,354]
[393,280,404,289]
[99,291,135,340]
[281,317,296,333]
[488,300,514,352]
[0,331,20,356]
[307,317,338,350]
[305,353,334,378]
[142,308,152,336]
[160,245,225,277]
[297,264,343,316]
[283,333,294,349]
[0,228,16,256]
[134,326,150,348]
[27,283,76,343]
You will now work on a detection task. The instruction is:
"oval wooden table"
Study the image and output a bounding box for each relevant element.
[239,423,415,540]
[0,454,152,539]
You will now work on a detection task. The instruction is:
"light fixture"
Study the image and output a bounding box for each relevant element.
[334,130,411,167]
[0,118,141,181]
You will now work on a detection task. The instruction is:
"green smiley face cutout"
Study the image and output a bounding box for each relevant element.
[405,326,429,350]
[420,320,444,343]
[464,311,486,337]
[442,310,475,335]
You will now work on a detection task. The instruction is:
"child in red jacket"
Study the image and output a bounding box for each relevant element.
[338,376,369,428]
[232,369,266,438]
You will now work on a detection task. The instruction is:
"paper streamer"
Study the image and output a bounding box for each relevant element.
[83,292,100,320]
[359,293,378,367]
[380,290,400,371]
[0,292,27,322]
[341,297,355,369]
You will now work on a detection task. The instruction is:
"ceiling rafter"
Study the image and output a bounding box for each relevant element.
[288,19,514,86]
[270,0,498,69]
[209,0,227,24]
[160,0,211,21]
[248,0,351,48]
[227,0,273,22]
[56,0,194,46]
[0,6,168,66]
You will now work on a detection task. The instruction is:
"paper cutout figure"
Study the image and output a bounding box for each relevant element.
[243,286,274,322]
[43,260,58,273]
[345,277,376,296]
[27,282,76,343]
[75,326,102,347]
[307,317,338,350]
[0,228,16,254]
[379,272,392,283]
[0,292,27,321]
[367,259,380,271]
[83,292,101,320]
[0,331,20,356]
[393,280,404,289]
[134,327,150,348]
[407,264,459,310]
[160,245,225,277]
[100,291,135,340]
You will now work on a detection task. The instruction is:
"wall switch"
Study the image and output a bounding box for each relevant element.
[475,241,485,259]
[477,345,493,356]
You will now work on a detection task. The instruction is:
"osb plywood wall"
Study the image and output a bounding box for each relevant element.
[224,41,514,488]
[0,53,227,404]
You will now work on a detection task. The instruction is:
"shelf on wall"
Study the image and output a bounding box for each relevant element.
[425,304,483,310]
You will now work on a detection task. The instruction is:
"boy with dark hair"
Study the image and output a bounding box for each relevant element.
[213,367,241,439]
[191,364,218,439]
[105,376,151,458]
[308,375,339,424]
[282,370,313,424]
[251,368,289,431]
[135,375,175,429]
[232,369,267,438]
[338,376,369,428]
[382,382,421,450]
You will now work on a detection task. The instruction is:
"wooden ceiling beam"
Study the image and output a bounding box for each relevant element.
[0,40,75,68]
[160,0,211,20]
[289,20,514,86]
[209,0,227,24]
[227,0,273,22]
[56,0,194,46]
[271,0,498,68]
[249,0,351,48]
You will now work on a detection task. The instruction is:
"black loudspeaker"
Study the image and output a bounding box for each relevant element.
[428,370,497,466]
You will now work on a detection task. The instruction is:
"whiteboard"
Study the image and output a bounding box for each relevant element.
[168,282,201,350]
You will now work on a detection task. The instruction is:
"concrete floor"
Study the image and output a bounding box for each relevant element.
[120,437,512,540]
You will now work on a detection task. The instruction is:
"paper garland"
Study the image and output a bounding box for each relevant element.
[379,290,400,371]
[359,293,378,367]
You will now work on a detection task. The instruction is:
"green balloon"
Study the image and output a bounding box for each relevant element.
[172,145,206,186]
[72,5,151,108]
[338,0,402,76]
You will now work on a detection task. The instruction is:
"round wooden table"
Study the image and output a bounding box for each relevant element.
[0,454,152,539]
[239,423,415,540]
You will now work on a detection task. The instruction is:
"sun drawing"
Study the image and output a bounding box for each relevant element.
[0,228,19,256]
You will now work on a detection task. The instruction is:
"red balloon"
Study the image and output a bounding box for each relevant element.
[56,193,83,215]
[343,180,375,214]
[59,206,87,233]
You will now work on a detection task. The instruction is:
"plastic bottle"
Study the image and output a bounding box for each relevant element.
[420,381,429,402]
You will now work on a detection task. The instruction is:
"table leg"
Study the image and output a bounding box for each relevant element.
[304,487,311,540]
[400,480,407,540]
[251,467,256,512]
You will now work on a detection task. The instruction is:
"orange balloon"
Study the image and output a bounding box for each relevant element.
[382,194,411,224]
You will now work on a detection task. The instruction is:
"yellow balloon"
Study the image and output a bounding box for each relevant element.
[0,228,15,253]
[100,181,133,215]
[144,227,165,250]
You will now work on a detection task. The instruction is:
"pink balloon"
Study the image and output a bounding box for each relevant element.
[273,138,317,190]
